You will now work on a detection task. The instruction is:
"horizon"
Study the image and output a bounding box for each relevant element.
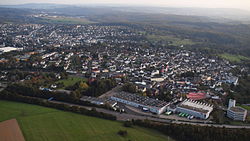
[0,0,250,11]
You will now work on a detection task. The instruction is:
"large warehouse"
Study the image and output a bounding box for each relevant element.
[176,99,213,119]
[111,92,169,114]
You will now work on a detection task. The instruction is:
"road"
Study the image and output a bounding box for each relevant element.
[50,100,250,129]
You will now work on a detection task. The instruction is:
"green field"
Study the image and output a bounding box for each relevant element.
[56,76,87,88]
[147,34,196,46]
[0,100,174,141]
[219,53,250,63]
[239,105,250,111]
[41,16,96,24]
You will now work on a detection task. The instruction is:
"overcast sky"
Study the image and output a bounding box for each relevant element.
[1,0,250,11]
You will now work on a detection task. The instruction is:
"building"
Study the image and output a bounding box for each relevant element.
[187,92,207,100]
[228,99,236,109]
[176,99,213,119]
[111,92,169,114]
[227,106,247,121]
[227,99,247,121]
[0,47,23,53]
[81,96,105,105]
[225,76,239,85]
[80,96,117,107]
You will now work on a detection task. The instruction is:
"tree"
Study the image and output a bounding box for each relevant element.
[117,130,128,137]
[79,82,89,90]
[122,83,137,93]
[123,121,133,128]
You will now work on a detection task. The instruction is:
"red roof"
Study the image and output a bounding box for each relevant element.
[187,92,206,100]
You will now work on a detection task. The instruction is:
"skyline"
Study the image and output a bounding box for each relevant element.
[0,0,250,11]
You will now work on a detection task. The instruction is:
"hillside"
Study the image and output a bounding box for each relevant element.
[0,100,174,141]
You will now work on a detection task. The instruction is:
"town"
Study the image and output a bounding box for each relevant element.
[0,23,249,124]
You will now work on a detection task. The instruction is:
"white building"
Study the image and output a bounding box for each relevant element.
[176,99,213,119]
[111,92,169,114]
[0,47,23,53]
[226,76,239,85]
[227,106,247,121]
[227,99,247,121]
[228,99,236,109]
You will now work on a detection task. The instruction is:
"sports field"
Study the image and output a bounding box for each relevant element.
[0,100,174,141]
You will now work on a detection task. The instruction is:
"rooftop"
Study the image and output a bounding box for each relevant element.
[112,91,168,108]
[229,106,247,113]
[178,99,213,114]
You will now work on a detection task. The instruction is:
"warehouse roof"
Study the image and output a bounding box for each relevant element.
[112,91,169,108]
[178,99,213,114]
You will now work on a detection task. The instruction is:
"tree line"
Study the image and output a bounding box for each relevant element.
[131,119,250,141]
[4,83,113,110]
[0,90,116,121]
[66,78,117,97]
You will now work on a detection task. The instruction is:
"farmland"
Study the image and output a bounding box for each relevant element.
[40,16,96,24]
[147,34,196,46]
[0,100,174,141]
[219,53,250,63]
[0,119,25,141]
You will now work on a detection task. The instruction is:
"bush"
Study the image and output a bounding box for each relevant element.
[123,121,133,127]
[117,130,128,137]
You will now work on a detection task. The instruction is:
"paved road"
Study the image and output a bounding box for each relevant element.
[50,100,250,129]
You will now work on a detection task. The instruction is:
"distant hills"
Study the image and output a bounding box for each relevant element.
[0,3,69,9]
[0,3,250,23]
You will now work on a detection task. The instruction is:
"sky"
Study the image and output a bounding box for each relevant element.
[0,0,250,11]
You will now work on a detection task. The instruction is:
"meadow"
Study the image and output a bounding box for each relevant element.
[0,100,174,141]
[41,16,96,24]
[219,53,250,63]
[56,76,87,89]
[147,34,196,46]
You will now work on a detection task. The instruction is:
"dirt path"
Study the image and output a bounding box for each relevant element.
[0,119,25,141]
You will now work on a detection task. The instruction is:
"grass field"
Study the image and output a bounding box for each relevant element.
[219,53,250,63]
[147,34,196,46]
[56,76,87,88]
[41,16,96,24]
[0,100,174,141]
[239,105,250,111]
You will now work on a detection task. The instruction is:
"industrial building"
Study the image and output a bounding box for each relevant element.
[227,107,247,121]
[176,99,213,119]
[80,96,117,107]
[111,92,169,114]
[80,96,105,105]
[227,99,247,121]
